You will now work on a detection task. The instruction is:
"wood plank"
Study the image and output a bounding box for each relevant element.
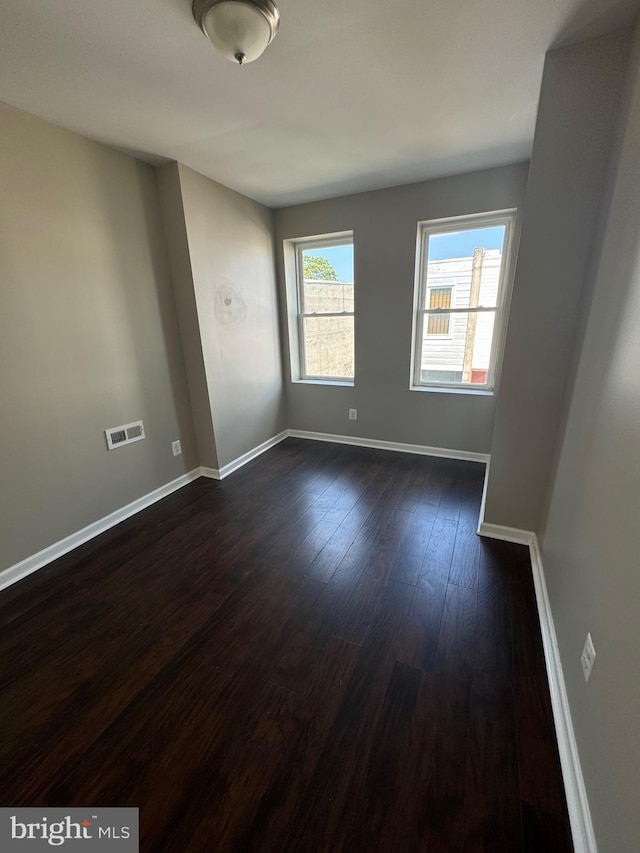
[330,512,413,646]
[413,668,474,851]
[389,502,437,585]
[342,661,437,851]
[449,521,481,588]
[516,674,573,853]
[421,516,458,580]
[462,544,522,852]
[282,580,415,852]
[434,582,477,677]
[393,571,448,672]
[303,496,374,583]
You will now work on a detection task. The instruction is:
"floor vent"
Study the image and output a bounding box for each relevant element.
[105,420,145,450]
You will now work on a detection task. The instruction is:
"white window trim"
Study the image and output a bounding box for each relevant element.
[285,231,355,385]
[410,209,518,395]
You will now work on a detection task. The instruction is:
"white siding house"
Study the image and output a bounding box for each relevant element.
[421,249,501,383]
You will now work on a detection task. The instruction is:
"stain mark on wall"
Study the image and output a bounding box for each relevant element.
[214,280,247,326]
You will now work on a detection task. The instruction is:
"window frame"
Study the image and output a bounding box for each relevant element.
[293,232,355,384]
[411,209,517,395]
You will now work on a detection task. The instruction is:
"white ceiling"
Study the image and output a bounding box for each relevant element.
[0,0,638,207]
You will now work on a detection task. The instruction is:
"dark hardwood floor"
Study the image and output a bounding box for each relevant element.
[0,439,573,851]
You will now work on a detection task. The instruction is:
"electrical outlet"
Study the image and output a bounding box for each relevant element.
[172,440,182,457]
[581,633,596,682]
[348,408,358,421]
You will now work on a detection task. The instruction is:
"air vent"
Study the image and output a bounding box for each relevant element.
[105,420,145,451]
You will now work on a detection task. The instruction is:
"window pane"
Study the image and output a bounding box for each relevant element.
[426,225,506,310]
[303,315,354,379]
[304,280,354,314]
[420,310,496,386]
[302,243,354,314]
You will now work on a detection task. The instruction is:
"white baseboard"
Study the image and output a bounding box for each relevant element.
[479,517,597,852]
[287,429,489,464]
[528,536,597,853]
[218,430,289,478]
[0,469,202,594]
[477,521,535,545]
[200,466,221,480]
[478,458,490,532]
[199,431,289,480]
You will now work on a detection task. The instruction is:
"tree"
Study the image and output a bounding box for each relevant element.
[303,256,338,281]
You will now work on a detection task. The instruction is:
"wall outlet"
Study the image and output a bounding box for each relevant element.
[581,633,596,682]
[171,440,182,457]
[348,408,358,421]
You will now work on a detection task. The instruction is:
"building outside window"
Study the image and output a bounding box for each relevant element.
[412,210,517,392]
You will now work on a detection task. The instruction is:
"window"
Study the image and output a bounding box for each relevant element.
[411,210,516,393]
[287,233,355,383]
[427,287,453,336]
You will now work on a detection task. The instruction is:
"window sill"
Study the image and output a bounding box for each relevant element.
[410,384,494,397]
[293,379,355,388]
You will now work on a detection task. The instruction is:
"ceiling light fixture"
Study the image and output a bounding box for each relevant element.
[192,0,280,66]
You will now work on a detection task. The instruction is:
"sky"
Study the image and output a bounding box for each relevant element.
[304,225,504,281]
[303,244,353,282]
[428,226,505,260]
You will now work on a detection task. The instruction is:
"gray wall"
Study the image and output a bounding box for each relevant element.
[157,164,219,469]
[0,102,198,572]
[275,163,528,455]
[539,20,640,853]
[484,31,631,531]
[164,164,285,470]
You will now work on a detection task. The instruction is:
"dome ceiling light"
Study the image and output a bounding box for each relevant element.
[192,0,280,66]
